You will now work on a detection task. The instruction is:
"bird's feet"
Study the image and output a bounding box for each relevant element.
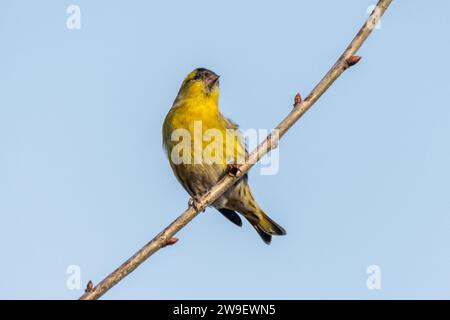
[227,163,242,177]
[188,196,204,212]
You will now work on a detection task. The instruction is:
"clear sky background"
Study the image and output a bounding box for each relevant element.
[1,1,450,299]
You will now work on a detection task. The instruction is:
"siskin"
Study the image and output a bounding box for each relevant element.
[162,68,286,244]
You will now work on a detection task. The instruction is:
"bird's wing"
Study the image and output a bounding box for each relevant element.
[220,115,248,164]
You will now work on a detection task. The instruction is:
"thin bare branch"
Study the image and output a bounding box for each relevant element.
[79,0,392,300]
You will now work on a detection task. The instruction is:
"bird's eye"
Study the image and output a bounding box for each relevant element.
[192,74,201,81]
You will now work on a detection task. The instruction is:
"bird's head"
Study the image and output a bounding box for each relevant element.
[175,68,220,103]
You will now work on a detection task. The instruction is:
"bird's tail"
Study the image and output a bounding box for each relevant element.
[247,211,287,245]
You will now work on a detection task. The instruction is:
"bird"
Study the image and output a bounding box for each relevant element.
[162,67,286,244]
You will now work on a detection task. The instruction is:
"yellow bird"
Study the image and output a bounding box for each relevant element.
[162,68,286,244]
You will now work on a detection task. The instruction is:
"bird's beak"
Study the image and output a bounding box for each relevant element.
[205,73,220,90]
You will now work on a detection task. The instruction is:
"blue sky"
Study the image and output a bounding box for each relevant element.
[1,0,450,299]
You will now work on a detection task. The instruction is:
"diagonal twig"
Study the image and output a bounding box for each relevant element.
[79,0,393,300]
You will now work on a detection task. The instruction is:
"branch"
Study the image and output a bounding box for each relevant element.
[79,0,392,300]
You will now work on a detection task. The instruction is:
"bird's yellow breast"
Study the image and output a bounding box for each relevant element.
[163,94,243,167]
